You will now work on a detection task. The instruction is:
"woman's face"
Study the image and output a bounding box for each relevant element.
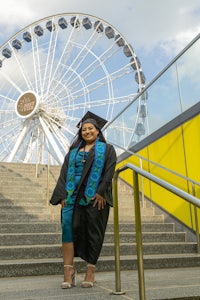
[81,122,99,144]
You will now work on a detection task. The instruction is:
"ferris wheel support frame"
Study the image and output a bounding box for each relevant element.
[7,119,30,162]
[39,116,64,164]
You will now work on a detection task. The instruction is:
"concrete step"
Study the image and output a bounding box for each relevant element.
[0,254,200,278]
[0,213,53,223]
[107,222,174,232]
[0,222,174,234]
[0,168,59,176]
[0,207,49,214]
[0,167,59,186]
[111,214,165,223]
[0,185,44,192]
[0,197,46,205]
[115,207,155,216]
[0,163,46,171]
[0,222,61,233]
[0,174,57,183]
[0,211,165,223]
[0,174,57,184]
[0,242,197,260]
[105,232,186,243]
[0,191,44,198]
[0,232,186,246]
[0,202,48,209]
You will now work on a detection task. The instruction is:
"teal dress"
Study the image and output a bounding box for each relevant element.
[62,151,89,243]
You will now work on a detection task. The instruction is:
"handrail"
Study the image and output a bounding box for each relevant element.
[111,141,200,188]
[125,164,200,206]
[112,163,200,300]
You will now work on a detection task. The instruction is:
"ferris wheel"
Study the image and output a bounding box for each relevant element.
[0,13,146,164]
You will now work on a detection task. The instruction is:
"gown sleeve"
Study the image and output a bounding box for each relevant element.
[49,153,69,205]
[96,143,117,198]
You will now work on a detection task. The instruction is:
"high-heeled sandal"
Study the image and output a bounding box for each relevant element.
[81,264,96,288]
[61,264,76,289]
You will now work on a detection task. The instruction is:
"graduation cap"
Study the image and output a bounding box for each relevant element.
[76,111,107,130]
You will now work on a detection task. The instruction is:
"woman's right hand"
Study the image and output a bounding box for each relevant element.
[61,199,65,208]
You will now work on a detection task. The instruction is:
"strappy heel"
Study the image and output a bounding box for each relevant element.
[81,264,96,288]
[61,265,76,289]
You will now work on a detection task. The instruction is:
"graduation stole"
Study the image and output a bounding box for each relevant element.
[65,139,106,205]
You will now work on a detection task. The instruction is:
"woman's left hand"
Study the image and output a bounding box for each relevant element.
[93,193,106,210]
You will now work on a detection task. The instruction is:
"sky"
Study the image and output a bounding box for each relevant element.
[0,0,200,84]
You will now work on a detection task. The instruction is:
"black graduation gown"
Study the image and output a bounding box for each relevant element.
[50,143,117,264]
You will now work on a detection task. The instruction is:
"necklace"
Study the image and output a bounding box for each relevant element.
[81,144,94,164]
[81,146,88,163]
[80,143,95,163]
[81,151,86,163]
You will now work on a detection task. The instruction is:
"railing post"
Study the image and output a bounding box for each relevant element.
[133,170,146,300]
[46,160,50,206]
[35,162,39,180]
[111,171,125,295]
[192,184,200,253]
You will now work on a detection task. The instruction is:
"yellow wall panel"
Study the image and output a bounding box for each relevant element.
[116,114,200,231]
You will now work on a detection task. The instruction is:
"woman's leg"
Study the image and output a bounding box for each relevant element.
[62,242,75,285]
[81,263,96,288]
[61,205,75,287]
[62,242,74,266]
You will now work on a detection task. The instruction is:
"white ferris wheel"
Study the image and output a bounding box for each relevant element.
[0,13,146,165]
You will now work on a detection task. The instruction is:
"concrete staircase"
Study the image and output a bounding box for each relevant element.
[0,162,199,278]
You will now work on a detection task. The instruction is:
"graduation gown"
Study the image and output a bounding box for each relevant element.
[50,143,117,264]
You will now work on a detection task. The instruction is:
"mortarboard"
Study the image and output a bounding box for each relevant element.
[76,111,107,130]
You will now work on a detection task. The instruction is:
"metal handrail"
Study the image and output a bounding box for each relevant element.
[111,141,200,188]
[112,143,200,247]
[112,163,200,300]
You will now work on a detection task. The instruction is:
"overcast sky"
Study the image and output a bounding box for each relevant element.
[0,0,200,83]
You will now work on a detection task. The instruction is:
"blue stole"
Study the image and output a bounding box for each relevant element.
[65,139,106,206]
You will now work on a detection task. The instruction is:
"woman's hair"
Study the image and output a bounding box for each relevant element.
[70,118,106,149]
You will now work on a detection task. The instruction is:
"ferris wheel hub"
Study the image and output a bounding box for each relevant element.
[15,91,39,119]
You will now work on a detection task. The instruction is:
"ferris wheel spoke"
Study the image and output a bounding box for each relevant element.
[0,120,21,134]
[31,30,45,94]
[74,42,122,83]
[52,67,89,103]
[45,34,59,95]
[7,42,34,91]
[70,67,127,100]
[52,93,137,115]
[66,59,133,101]
[54,36,101,93]
[0,110,15,116]
[0,71,23,94]
[47,19,81,94]
[29,32,39,94]
[41,18,59,94]
[64,38,127,93]
[63,48,112,94]
[62,21,127,90]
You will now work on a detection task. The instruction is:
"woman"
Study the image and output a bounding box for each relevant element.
[50,111,117,289]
